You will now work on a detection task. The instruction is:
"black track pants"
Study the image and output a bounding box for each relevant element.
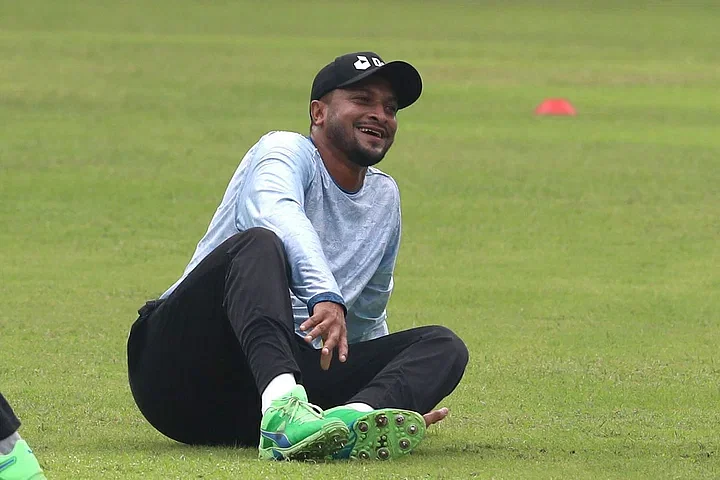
[127,228,468,446]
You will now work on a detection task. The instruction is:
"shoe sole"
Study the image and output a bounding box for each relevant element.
[343,409,426,460]
[259,420,349,461]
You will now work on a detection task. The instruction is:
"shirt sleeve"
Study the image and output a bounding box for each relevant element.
[234,140,345,314]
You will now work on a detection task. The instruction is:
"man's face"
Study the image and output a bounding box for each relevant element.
[321,76,399,167]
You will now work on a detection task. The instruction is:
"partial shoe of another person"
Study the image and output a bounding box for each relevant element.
[258,385,349,460]
[0,439,47,480]
[324,406,426,460]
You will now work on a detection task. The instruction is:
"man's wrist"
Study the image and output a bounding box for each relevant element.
[307,292,346,316]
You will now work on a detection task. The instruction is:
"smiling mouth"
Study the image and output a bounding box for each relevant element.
[357,126,384,139]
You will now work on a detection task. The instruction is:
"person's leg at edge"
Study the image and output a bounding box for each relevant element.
[127,228,347,458]
[298,326,469,459]
[0,393,46,479]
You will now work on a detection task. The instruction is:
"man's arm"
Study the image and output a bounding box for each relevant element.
[235,143,344,314]
[235,139,347,368]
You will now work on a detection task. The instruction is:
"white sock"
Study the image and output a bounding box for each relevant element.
[344,402,373,412]
[261,373,297,414]
[0,431,20,455]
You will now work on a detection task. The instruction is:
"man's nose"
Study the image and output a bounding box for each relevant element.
[368,102,388,122]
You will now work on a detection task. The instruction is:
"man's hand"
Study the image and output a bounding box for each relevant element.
[300,301,348,370]
[424,407,449,428]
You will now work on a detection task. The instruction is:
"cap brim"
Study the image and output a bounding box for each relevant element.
[337,60,422,109]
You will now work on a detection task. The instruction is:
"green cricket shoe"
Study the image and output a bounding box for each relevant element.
[0,440,46,480]
[258,385,349,461]
[324,407,426,460]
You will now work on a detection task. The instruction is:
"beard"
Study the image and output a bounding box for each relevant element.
[325,115,393,167]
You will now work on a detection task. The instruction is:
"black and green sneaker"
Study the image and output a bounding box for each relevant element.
[324,407,426,460]
[258,385,349,461]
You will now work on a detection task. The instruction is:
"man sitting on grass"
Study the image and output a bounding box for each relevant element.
[127,51,468,461]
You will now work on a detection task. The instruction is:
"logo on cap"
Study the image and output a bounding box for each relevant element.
[353,55,385,71]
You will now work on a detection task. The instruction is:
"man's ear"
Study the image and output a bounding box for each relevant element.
[310,99,327,126]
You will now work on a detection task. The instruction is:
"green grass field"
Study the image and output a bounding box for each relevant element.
[1,1,719,478]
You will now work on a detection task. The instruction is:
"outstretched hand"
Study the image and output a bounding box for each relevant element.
[300,301,348,370]
[424,407,449,428]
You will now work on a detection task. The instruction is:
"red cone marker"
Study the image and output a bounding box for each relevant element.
[535,98,576,116]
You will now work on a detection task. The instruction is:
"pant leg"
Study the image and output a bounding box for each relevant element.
[0,393,21,439]
[127,228,301,446]
[299,325,468,415]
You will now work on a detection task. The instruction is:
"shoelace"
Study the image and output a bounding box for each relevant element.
[279,396,325,424]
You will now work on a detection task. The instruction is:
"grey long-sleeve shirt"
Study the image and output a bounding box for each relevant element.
[161,131,401,344]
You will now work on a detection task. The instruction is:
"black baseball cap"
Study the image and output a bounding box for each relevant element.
[310,51,422,109]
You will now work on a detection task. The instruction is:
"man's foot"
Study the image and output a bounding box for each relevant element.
[258,385,349,461]
[0,439,46,480]
[324,406,426,460]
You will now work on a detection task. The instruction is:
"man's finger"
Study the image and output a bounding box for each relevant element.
[300,314,321,332]
[305,322,327,341]
[338,328,349,363]
[423,407,449,427]
[320,345,333,370]
[320,328,340,370]
[322,328,338,353]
